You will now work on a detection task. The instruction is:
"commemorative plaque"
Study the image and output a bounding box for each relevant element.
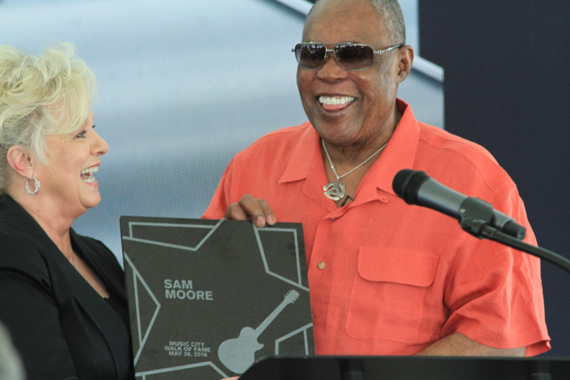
[120,217,315,379]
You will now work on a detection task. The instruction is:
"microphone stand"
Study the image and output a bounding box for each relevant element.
[480,227,570,274]
[458,197,570,274]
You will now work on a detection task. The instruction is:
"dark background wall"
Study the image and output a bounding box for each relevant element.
[420,1,570,356]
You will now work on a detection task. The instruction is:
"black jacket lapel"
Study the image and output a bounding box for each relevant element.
[49,239,130,379]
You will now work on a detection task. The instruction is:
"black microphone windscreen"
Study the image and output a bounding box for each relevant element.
[393,169,414,198]
[392,169,430,205]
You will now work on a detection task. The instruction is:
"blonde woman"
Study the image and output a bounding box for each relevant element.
[0,44,133,380]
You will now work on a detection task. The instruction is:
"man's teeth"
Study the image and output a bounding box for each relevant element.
[319,96,355,105]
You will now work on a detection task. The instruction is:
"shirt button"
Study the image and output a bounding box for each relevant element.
[318,262,326,270]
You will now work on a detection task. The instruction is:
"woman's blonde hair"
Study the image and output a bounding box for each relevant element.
[0,42,96,193]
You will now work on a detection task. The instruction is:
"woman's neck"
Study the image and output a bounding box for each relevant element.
[8,189,76,258]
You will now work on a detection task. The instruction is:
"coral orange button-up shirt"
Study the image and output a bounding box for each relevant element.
[203,100,550,356]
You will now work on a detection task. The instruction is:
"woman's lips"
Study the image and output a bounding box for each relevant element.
[319,95,355,112]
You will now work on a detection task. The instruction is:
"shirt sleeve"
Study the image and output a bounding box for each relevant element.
[440,185,550,356]
[202,157,236,219]
[0,270,78,379]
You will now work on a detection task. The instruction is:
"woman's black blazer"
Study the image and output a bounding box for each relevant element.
[0,195,133,380]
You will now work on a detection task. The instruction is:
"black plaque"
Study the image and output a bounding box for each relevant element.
[120,217,315,379]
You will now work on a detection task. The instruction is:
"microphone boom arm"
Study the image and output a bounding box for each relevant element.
[393,168,570,274]
[480,225,570,274]
[419,183,570,274]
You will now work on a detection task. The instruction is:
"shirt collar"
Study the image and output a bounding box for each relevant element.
[278,121,322,184]
[365,99,420,196]
[278,99,420,198]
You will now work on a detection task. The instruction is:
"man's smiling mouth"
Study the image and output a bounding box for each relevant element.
[319,96,355,111]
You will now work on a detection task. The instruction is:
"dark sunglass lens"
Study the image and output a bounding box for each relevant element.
[296,44,326,69]
[336,45,374,70]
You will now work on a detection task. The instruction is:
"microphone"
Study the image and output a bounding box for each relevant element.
[392,169,526,240]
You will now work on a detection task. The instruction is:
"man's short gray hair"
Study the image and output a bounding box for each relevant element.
[369,0,406,45]
[306,0,406,45]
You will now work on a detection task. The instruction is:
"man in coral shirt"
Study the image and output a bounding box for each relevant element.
[203,0,550,356]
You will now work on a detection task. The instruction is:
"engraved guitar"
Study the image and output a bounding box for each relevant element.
[217,290,300,374]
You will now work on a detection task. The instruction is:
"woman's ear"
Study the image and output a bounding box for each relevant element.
[7,146,36,179]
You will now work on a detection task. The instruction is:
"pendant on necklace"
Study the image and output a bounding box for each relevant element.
[323,180,346,201]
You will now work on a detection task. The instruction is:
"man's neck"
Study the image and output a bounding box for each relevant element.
[322,104,402,168]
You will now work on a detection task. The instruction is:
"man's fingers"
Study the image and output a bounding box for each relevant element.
[224,203,250,221]
[223,195,276,227]
[257,198,276,226]
[239,195,268,227]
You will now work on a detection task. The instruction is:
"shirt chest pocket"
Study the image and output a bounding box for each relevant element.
[346,247,439,344]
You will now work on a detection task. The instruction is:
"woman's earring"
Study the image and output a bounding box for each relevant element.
[25,177,40,195]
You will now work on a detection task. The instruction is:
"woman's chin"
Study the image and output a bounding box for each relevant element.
[80,193,102,210]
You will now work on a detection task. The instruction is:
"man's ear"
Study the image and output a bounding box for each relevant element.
[7,146,36,179]
[396,45,414,83]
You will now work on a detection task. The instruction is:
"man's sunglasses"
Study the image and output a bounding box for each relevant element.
[292,42,403,71]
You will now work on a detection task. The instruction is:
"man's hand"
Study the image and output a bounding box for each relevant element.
[224,195,276,228]
[416,333,525,356]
